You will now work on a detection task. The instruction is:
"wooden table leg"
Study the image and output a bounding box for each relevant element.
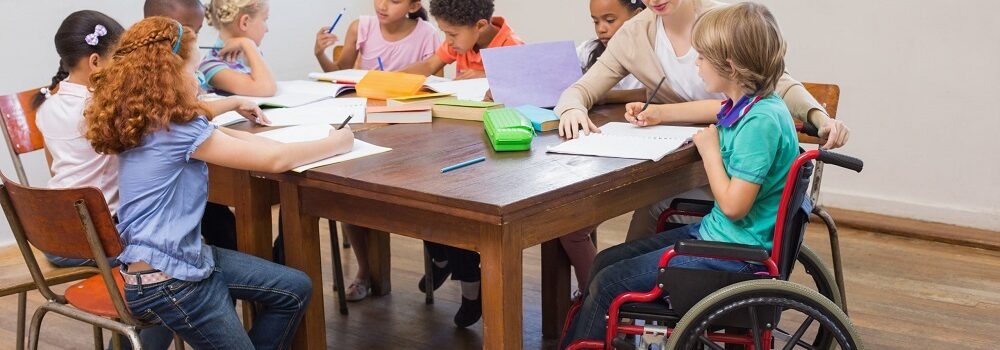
[229,170,276,328]
[480,230,523,350]
[367,229,392,296]
[280,183,326,350]
[541,239,572,340]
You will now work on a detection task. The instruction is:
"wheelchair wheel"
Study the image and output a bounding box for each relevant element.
[795,245,843,310]
[665,279,862,350]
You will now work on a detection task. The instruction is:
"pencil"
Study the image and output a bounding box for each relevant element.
[441,156,486,173]
[337,115,353,130]
[327,8,346,34]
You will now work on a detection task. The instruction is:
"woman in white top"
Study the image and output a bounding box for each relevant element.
[576,0,648,104]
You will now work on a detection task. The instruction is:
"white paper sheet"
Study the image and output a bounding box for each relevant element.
[262,98,367,126]
[547,122,702,161]
[426,78,490,101]
[308,69,369,84]
[256,124,392,172]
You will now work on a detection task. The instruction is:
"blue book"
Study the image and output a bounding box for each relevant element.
[513,105,559,132]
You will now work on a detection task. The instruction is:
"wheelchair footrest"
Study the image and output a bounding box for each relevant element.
[618,301,680,325]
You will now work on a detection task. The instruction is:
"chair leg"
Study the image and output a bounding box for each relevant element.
[423,243,434,305]
[342,230,352,249]
[92,325,103,350]
[27,305,51,350]
[123,327,142,350]
[16,292,26,350]
[328,219,349,315]
[111,330,123,350]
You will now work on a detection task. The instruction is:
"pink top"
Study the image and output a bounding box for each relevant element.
[356,16,441,71]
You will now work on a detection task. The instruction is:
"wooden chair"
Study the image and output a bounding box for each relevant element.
[0,171,187,349]
[0,88,100,349]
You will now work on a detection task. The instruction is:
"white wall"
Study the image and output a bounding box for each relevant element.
[0,0,996,247]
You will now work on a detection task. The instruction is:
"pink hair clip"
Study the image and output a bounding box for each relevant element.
[85,25,108,46]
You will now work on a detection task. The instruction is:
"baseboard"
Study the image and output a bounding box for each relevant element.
[820,190,1000,232]
[816,207,1000,251]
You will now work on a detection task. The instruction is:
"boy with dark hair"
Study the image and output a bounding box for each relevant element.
[403,0,523,80]
[144,0,207,33]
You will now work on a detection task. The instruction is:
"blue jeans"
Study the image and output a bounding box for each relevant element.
[124,247,312,350]
[39,254,175,350]
[562,224,768,348]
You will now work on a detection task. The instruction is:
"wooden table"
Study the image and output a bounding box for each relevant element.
[246,103,707,349]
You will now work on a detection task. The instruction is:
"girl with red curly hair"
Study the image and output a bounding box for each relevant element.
[85,16,354,348]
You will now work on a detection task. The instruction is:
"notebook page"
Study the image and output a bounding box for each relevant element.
[599,122,702,140]
[262,98,367,126]
[308,69,369,84]
[276,80,354,97]
[256,125,392,173]
[547,133,688,161]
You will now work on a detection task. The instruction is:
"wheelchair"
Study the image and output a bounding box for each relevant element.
[563,148,865,350]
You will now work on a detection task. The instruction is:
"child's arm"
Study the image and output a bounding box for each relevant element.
[315,20,361,72]
[202,97,271,125]
[692,124,761,220]
[624,100,723,126]
[401,55,447,76]
[209,38,277,97]
[192,126,354,173]
[455,69,486,80]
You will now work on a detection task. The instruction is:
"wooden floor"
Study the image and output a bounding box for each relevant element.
[1,212,998,349]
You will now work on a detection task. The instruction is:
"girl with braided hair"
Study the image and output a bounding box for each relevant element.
[200,0,277,96]
[85,16,354,348]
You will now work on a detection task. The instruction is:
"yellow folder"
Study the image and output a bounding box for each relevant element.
[355,70,427,100]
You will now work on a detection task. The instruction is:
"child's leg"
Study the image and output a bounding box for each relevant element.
[342,223,371,281]
[214,247,313,349]
[583,224,700,297]
[559,227,597,288]
[124,269,254,349]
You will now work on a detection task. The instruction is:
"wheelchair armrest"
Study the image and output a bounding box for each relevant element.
[674,240,769,262]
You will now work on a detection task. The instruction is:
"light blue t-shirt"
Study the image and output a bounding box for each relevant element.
[116,116,217,281]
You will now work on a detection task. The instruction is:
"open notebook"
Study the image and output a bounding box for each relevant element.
[256,124,392,173]
[547,122,702,161]
[212,98,367,127]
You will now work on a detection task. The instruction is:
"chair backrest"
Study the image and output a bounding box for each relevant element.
[0,89,46,185]
[798,83,840,145]
[0,173,122,260]
[772,153,815,281]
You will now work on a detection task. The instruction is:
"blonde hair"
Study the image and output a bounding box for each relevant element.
[205,0,266,28]
[692,2,786,97]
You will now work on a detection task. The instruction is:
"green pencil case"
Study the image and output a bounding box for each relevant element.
[483,108,535,152]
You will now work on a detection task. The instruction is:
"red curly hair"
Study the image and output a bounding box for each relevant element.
[85,16,208,155]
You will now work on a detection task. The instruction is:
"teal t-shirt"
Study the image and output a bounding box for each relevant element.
[699,95,799,251]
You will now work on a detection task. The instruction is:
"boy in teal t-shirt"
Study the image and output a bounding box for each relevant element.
[561,2,803,345]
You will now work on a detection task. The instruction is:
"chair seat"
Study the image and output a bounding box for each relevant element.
[0,245,98,296]
[65,272,126,318]
[619,301,681,325]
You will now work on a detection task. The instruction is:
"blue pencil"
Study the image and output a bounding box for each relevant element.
[377,56,385,71]
[441,156,486,173]
[327,8,346,34]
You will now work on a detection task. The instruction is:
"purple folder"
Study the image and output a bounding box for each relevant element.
[482,41,583,108]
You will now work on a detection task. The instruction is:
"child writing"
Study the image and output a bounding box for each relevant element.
[200,0,277,96]
[562,2,801,346]
[314,0,440,72]
[402,0,523,80]
[84,16,354,348]
[555,0,850,241]
[311,0,441,302]
[405,0,524,328]
[577,0,646,103]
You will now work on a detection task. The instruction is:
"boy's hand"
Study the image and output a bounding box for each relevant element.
[218,38,252,62]
[315,27,339,56]
[624,103,664,127]
[456,69,486,80]
[231,98,270,125]
[692,124,720,157]
[559,109,601,139]
[818,119,850,149]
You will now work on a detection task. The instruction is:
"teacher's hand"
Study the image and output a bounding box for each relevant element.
[558,109,601,139]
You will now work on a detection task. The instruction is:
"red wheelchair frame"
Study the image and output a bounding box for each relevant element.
[563,148,863,350]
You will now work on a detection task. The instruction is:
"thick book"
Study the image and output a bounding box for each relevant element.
[366,105,432,124]
[512,105,559,132]
[431,100,504,122]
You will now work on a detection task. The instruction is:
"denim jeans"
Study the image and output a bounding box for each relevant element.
[39,255,175,350]
[124,247,312,350]
[562,224,768,348]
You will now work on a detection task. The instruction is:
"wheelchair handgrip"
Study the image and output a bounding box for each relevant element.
[818,149,864,173]
[798,121,820,137]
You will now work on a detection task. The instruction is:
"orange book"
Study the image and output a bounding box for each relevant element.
[355,70,427,100]
[366,105,432,124]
